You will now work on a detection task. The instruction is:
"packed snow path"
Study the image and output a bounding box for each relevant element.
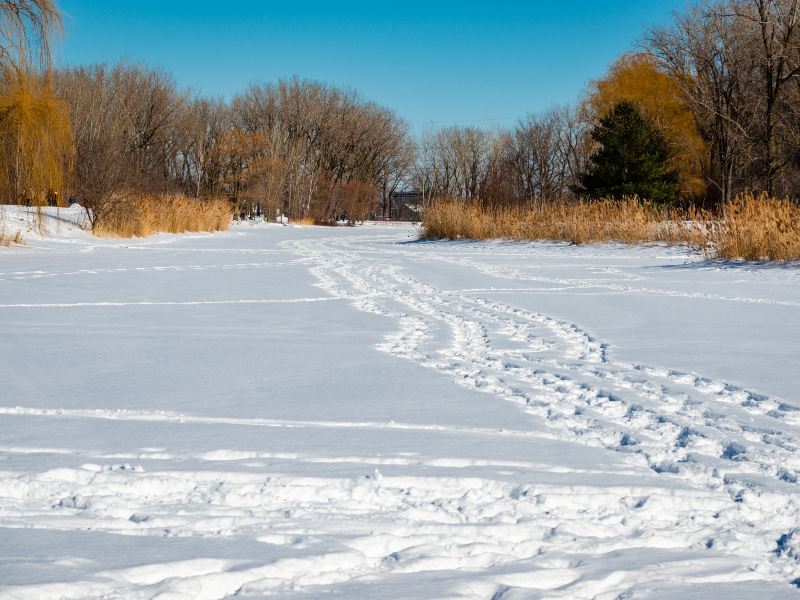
[0,221,799,599]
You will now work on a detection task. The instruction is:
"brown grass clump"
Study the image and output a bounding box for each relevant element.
[709,193,800,261]
[422,198,708,247]
[94,194,230,238]
[422,195,800,262]
[0,229,23,246]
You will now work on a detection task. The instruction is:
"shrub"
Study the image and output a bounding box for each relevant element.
[93,194,230,238]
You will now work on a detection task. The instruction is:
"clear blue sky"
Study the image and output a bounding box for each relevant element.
[56,0,684,133]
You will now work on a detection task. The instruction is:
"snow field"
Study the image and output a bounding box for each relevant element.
[0,218,798,598]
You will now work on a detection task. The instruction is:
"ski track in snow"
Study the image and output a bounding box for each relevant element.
[0,227,798,598]
[0,297,341,309]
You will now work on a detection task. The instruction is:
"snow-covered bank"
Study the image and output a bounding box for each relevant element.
[0,224,798,598]
[0,205,90,244]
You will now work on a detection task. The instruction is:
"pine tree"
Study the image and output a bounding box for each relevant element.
[588,54,706,199]
[579,100,679,205]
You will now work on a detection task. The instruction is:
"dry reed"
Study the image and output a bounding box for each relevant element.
[94,194,230,238]
[0,229,23,246]
[422,199,707,246]
[421,195,800,262]
[708,193,800,261]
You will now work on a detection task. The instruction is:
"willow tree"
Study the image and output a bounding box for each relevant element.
[0,71,71,204]
[0,0,61,72]
[0,1,69,205]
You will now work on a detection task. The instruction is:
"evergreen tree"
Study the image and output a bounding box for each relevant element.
[579,100,679,205]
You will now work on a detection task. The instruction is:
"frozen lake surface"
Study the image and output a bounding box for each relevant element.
[1,217,799,598]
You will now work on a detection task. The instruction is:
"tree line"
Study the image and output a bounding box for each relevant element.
[417,0,800,207]
[2,0,800,227]
[3,61,413,224]
[0,2,412,225]
[53,67,412,224]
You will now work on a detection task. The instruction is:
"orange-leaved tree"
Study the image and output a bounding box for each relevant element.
[588,53,707,200]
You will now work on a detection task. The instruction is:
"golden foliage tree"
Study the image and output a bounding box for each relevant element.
[0,70,71,204]
[588,53,707,199]
[0,1,68,205]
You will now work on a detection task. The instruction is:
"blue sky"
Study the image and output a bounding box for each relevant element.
[56,1,683,132]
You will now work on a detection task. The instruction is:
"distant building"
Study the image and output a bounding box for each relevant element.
[386,191,423,221]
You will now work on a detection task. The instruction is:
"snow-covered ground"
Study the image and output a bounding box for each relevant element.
[0,205,89,244]
[0,214,799,598]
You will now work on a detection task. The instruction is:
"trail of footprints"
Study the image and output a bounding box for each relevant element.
[0,468,746,598]
[287,234,800,582]
[2,233,799,595]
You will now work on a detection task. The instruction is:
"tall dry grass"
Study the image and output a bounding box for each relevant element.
[94,194,230,238]
[421,195,800,262]
[708,193,800,261]
[0,225,22,246]
[422,199,707,246]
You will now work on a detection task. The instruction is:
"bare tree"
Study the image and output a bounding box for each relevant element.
[648,0,800,201]
[734,0,800,195]
[53,63,188,226]
[53,65,134,226]
[114,64,186,194]
[0,0,61,72]
[416,106,588,206]
[649,2,759,202]
[416,126,494,200]
[230,78,410,221]
[505,108,581,205]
